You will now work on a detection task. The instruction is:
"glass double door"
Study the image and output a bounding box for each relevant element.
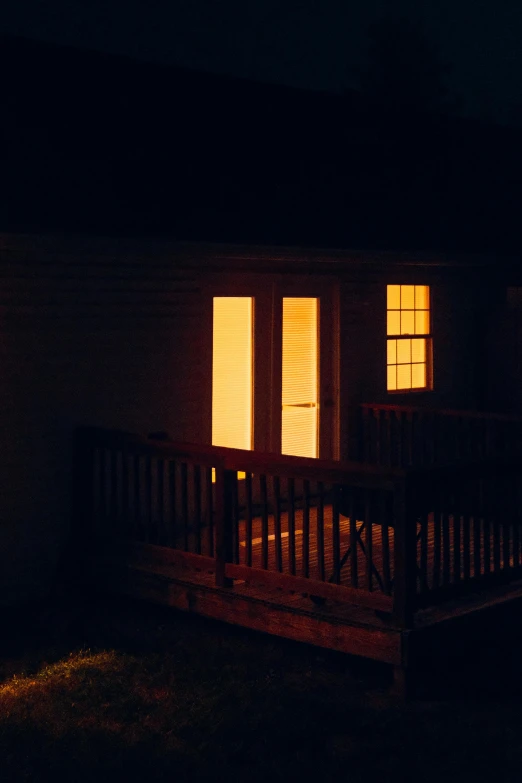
[212,284,337,460]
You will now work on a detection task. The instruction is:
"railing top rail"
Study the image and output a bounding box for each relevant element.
[360,402,522,423]
[406,455,522,483]
[76,426,405,488]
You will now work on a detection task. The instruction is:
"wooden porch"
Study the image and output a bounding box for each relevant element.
[74,408,522,695]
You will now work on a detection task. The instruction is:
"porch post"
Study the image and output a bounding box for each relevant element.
[392,476,417,629]
[215,466,235,588]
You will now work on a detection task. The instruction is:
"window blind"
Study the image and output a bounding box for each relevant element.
[212,297,253,450]
[282,297,318,458]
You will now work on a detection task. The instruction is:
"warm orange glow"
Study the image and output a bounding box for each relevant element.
[387,285,431,391]
[282,298,318,458]
[212,297,253,450]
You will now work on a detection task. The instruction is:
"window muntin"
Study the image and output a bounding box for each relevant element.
[387,285,431,391]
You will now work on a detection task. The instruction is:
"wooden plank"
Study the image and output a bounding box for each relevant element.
[206,466,214,557]
[365,489,373,591]
[181,462,189,551]
[288,478,296,576]
[92,537,216,573]
[273,476,283,572]
[245,472,253,567]
[331,485,341,585]
[380,493,391,594]
[193,464,202,555]
[302,479,310,579]
[317,482,325,581]
[168,459,176,549]
[225,562,393,613]
[349,489,358,588]
[260,474,269,571]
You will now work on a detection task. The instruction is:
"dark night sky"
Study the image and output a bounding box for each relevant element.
[2,0,522,123]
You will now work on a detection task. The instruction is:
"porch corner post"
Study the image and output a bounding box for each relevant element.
[215,465,235,588]
[392,475,417,630]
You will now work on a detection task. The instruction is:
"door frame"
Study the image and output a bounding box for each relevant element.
[206,272,340,460]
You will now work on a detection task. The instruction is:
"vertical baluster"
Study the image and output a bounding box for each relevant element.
[365,488,373,591]
[419,508,428,595]
[206,466,214,557]
[157,458,165,546]
[245,472,253,567]
[232,469,239,565]
[350,488,358,588]
[331,484,341,584]
[144,452,152,544]
[492,475,501,575]
[98,447,107,536]
[433,490,442,590]
[168,460,177,548]
[362,406,370,462]
[453,486,461,585]
[193,464,202,555]
[110,449,118,536]
[397,412,403,468]
[260,474,269,570]
[473,477,482,578]
[462,480,471,582]
[381,491,391,595]
[483,478,490,576]
[376,410,382,466]
[384,410,391,468]
[502,474,510,573]
[510,476,520,568]
[317,481,325,581]
[273,476,283,572]
[442,499,450,587]
[302,479,310,579]
[133,452,141,541]
[181,462,189,551]
[121,450,129,538]
[288,478,296,575]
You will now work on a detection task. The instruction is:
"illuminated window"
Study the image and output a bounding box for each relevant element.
[387,285,432,391]
[212,297,253,449]
[282,298,318,458]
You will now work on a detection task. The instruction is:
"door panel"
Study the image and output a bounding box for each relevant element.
[281,297,318,458]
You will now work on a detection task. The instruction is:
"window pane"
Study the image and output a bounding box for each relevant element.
[387,285,400,309]
[387,339,397,364]
[411,338,426,363]
[397,339,411,364]
[415,285,430,309]
[387,311,400,335]
[401,311,415,335]
[401,285,415,309]
[212,297,253,450]
[387,365,397,391]
[415,310,429,335]
[412,363,427,388]
[397,364,412,389]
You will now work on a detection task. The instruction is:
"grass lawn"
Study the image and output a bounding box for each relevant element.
[1,592,522,782]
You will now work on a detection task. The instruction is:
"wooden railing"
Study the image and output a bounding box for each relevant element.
[74,427,401,617]
[73,426,522,629]
[360,403,522,468]
[408,457,522,609]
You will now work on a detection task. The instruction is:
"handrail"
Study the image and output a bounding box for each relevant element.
[77,426,405,489]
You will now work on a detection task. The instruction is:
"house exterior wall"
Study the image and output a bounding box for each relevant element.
[0,234,496,605]
[0,236,208,605]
